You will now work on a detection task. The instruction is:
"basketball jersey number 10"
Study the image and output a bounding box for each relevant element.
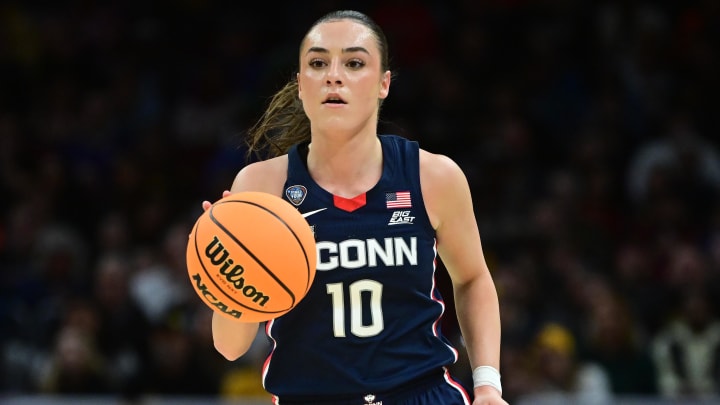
[326,280,384,338]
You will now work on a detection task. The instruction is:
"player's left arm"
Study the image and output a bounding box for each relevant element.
[420,150,507,404]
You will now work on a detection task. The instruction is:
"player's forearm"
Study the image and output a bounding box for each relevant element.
[453,270,502,370]
[212,312,260,360]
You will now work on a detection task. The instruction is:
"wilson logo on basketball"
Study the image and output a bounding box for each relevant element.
[205,236,270,307]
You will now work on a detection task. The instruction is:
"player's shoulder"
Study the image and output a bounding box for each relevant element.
[232,155,289,195]
[419,149,466,184]
[240,155,288,176]
[418,149,471,229]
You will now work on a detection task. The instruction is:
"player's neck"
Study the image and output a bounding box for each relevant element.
[306,134,382,198]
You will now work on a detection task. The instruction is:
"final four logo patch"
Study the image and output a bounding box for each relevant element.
[286,185,308,206]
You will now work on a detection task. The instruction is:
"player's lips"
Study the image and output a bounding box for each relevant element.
[322,93,346,105]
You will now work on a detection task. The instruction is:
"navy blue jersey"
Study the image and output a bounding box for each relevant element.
[263,135,462,402]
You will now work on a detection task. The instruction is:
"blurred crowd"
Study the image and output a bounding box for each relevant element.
[1,0,720,403]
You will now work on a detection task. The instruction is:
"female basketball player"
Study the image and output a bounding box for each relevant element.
[203,10,507,405]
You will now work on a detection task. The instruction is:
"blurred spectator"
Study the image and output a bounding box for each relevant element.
[492,258,548,404]
[142,317,219,396]
[128,224,190,325]
[626,113,720,211]
[613,241,668,334]
[94,212,132,256]
[578,276,658,395]
[651,287,720,400]
[37,320,109,394]
[91,253,149,396]
[523,322,613,405]
[125,220,196,326]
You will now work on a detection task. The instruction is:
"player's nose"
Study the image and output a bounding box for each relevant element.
[325,60,343,85]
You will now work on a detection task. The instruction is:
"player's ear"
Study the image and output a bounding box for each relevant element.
[379,70,391,100]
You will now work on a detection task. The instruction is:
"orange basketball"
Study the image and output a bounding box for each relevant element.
[186,191,316,322]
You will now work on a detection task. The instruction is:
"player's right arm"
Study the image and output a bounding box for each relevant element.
[209,155,289,361]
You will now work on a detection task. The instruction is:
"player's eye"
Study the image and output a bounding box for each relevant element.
[309,59,327,68]
[346,59,365,69]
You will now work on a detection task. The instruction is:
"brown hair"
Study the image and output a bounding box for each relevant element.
[245,10,391,160]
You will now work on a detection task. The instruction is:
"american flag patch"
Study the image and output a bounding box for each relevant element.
[385,191,412,209]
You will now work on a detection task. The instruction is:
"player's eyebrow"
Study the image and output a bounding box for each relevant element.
[306,46,370,55]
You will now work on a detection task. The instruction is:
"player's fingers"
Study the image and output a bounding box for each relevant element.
[202,191,230,211]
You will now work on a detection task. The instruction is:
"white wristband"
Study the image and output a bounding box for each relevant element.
[472,366,502,394]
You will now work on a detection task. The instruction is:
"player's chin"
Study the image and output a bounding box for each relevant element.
[317,117,361,133]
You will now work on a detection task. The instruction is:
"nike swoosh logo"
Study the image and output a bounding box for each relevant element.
[301,208,328,218]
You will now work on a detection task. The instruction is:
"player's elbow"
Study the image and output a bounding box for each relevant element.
[211,314,259,361]
[214,338,252,361]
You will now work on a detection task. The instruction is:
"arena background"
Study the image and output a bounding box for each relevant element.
[1,1,720,404]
